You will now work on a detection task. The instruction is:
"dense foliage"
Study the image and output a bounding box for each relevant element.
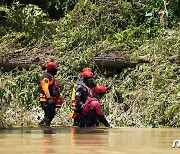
[0,0,179,128]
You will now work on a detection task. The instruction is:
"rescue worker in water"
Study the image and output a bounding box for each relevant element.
[71,68,96,126]
[80,85,113,128]
[39,62,63,126]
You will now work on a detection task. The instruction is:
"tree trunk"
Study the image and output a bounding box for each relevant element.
[93,53,148,70]
[0,47,56,71]
[93,53,179,70]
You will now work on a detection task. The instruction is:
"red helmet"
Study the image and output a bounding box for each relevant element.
[82,67,92,72]
[82,71,93,79]
[46,62,58,71]
[94,85,107,94]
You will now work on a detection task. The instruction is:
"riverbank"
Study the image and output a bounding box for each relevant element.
[0,0,179,128]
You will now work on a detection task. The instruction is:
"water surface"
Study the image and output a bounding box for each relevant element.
[0,127,179,154]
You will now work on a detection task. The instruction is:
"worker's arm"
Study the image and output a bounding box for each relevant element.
[94,101,111,128]
[97,115,110,127]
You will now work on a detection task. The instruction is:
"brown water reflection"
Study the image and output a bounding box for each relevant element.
[0,127,179,154]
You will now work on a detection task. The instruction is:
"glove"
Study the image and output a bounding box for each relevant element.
[47,98,53,105]
[108,124,113,128]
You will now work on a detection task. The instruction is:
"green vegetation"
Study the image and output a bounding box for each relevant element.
[0,0,179,128]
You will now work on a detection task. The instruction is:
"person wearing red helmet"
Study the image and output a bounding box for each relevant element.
[70,68,96,126]
[80,85,112,128]
[39,62,63,126]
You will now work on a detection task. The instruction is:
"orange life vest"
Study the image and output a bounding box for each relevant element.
[39,73,63,108]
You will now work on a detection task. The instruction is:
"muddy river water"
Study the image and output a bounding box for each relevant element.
[0,127,179,154]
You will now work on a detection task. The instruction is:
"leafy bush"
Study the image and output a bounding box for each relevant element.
[1,2,56,46]
[1,0,78,20]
